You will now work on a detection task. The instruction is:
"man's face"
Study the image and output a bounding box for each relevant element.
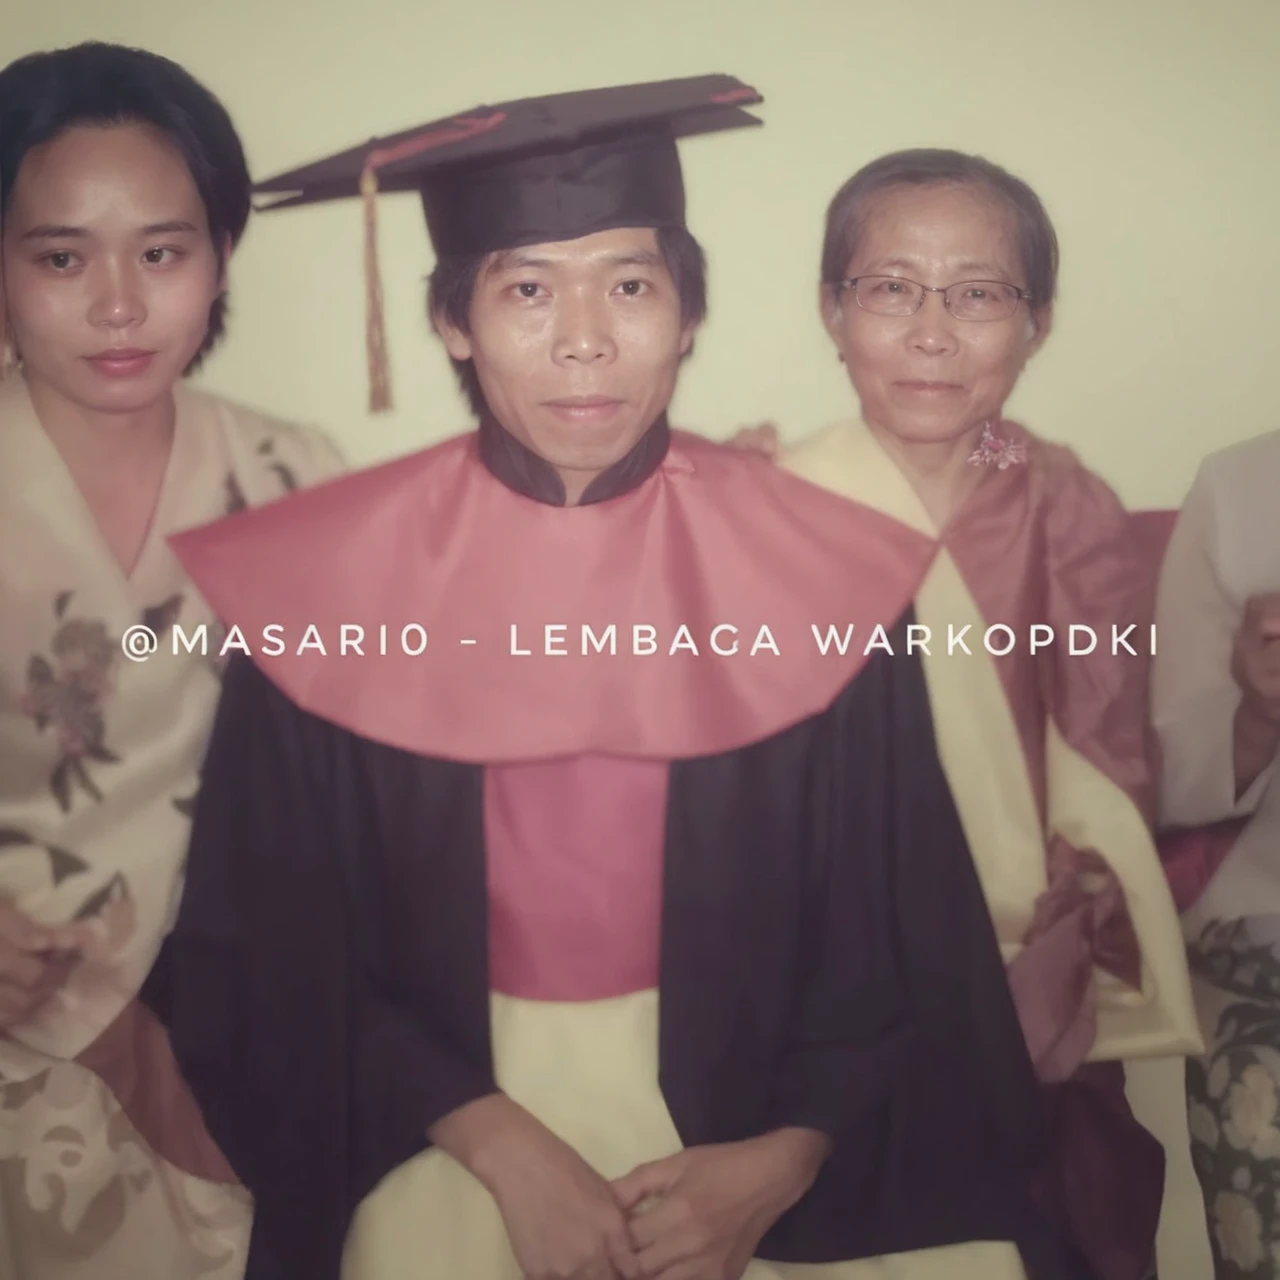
[439,227,695,503]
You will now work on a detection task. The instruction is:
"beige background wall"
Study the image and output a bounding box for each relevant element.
[11,0,1280,1273]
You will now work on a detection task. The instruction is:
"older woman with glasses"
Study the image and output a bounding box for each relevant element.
[739,149,1201,1280]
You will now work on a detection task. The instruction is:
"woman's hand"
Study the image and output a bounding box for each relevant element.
[0,900,83,1027]
[1233,593,1280,723]
[1231,594,1280,795]
[723,423,780,460]
[431,1093,639,1280]
[610,1129,829,1279]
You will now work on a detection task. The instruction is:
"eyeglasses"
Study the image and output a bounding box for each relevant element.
[838,275,1031,322]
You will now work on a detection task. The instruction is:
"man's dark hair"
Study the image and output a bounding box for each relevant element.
[0,41,251,371]
[820,148,1059,312]
[427,225,708,418]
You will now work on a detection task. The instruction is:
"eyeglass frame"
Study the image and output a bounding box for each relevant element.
[835,274,1033,322]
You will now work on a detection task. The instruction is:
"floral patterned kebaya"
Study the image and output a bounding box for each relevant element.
[0,373,343,1280]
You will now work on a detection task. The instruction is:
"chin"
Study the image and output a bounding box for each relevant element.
[534,418,648,467]
[881,416,979,446]
[68,373,175,416]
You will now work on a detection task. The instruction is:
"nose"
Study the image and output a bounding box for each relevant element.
[551,290,616,366]
[905,289,960,357]
[86,259,146,331]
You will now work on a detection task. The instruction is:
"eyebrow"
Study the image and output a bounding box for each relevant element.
[20,219,201,242]
[604,250,663,269]
[488,250,552,273]
[141,220,200,235]
[863,256,1011,279]
[21,224,88,242]
[487,248,665,273]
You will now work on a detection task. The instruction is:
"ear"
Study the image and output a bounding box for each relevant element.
[819,282,845,345]
[435,308,474,361]
[677,318,700,358]
[216,233,233,288]
[1024,302,1053,357]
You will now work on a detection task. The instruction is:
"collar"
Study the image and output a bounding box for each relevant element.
[476,409,670,506]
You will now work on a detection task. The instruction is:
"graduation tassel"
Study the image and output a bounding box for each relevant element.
[355,112,507,415]
[360,162,392,414]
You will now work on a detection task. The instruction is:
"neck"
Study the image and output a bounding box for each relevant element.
[24,372,176,478]
[866,417,990,530]
[477,409,670,507]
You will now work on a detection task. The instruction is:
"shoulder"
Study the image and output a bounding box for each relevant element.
[1017,426,1130,533]
[779,419,856,467]
[1175,428,1280,582]
[179,386,348,489]
[173,432,472,560]
[1193,427,1280,503]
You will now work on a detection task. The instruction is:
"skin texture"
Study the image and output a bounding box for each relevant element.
[3,122,223,425]
[0,120,223,1022]
[1232,593,1280,796]
[430,1093,828,1280]
[820,182,1050,527]
[436,227,695,505]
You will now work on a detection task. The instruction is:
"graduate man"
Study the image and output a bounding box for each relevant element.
[152,76,1086,1280]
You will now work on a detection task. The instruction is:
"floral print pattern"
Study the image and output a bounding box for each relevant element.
[1,382,341,1277]
[19,597,122,813]
[0,1064,248,1276]
[0,827,90,888]
[19,590,194,813]
[1187,918,1280,1277]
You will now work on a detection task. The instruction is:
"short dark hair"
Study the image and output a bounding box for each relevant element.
[0,41,251,370]
[820,148,1059,311]
[427,224,708,418]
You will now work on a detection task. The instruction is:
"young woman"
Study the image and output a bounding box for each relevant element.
[0,42,343,1278]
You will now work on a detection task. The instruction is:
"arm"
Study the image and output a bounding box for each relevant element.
[763,697,912,1146]
[155,657,497,1234]
[1153,463,1277,824]
[1030,455,1201,1064]
[167,659,655,1280]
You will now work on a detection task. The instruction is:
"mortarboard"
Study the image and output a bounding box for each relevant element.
[250,74,764,412]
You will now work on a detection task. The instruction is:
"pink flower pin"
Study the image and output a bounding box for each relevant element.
[967,423,1027,470]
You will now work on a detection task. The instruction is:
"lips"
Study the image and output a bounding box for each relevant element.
[895,380,963,392]
[85,349,157,378]
[543,396,625,424]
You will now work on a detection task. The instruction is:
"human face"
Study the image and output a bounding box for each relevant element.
[822,183,1049,449]
[439,227,696,498]
[1,122,223,416]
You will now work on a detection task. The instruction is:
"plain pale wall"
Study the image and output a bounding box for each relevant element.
[11,0,1280,1273]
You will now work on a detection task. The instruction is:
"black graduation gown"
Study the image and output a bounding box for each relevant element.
[144,620,1088,1280]
[144,416,1090,1280]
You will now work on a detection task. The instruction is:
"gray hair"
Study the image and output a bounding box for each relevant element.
[820,148,1059,310]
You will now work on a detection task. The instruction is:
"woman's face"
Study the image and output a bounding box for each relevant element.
[1,121,223,416]
[823,182,1049,449]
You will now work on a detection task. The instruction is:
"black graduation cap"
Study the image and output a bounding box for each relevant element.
[250,74,764,411]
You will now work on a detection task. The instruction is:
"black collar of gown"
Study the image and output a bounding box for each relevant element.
[476,408,671,507]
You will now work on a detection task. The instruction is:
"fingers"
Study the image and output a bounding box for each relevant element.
[0,971,62,1026]
[0,900,56,952]
[624,1192,696,1254]
[1244,594,1280,638]
[725,424,779,457]
[604,1223,641,1280]
[0,941,48,991]
[612,1158,678,1212]
[634,1225,691,1278]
